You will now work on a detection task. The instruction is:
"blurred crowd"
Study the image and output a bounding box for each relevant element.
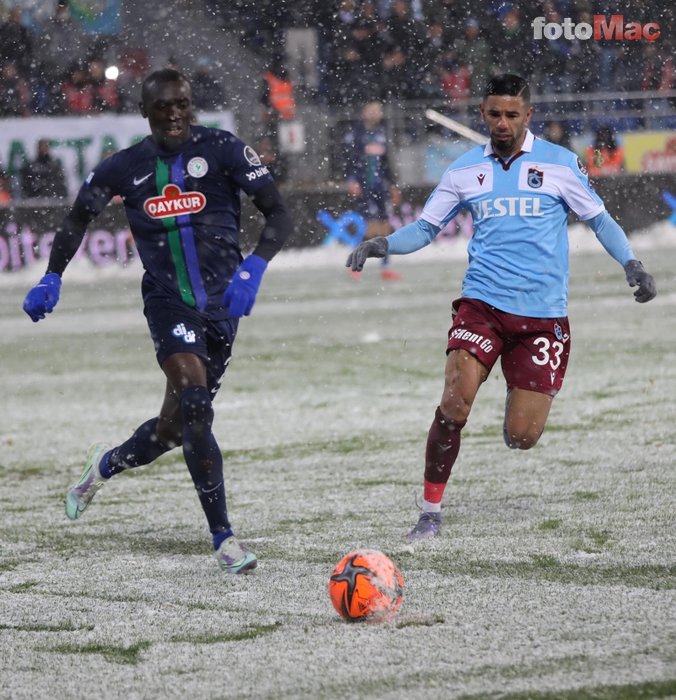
[0,0,673,118]
[214,0,675,106]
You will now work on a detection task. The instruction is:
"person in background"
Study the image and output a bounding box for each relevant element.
[585,125,624,177]
[343,100,401,280]
[543,120,572,150]
[20,139,68,200]
[0,170,12,206]
[22,69,293,575]
[347,74,656,541]
[191,56,227,112]
[261,55,297,184]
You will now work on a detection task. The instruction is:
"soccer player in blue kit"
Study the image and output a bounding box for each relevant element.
[22,69,293,573]
[347,74,657,541]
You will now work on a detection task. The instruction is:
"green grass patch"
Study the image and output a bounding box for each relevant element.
[170,622,281,644]
[43,641,152,665]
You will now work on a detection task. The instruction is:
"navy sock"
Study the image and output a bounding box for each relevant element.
[102,418,172,478]
[180,385,231,536]
[212,529,234,550]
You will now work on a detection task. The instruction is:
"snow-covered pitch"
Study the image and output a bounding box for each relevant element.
[1,223,675,699]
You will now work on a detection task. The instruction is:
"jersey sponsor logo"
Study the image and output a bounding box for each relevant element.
[244,145,262,166]
[477,173,486,185]
[245,166,270,181]
[143,184,206,219]
[187,157,208,178]
[470,197,544,220]
[133,172,153,185]
[527,167,544,188]
[449,327,494,353]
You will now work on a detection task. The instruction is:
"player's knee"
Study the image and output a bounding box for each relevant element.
[156,416,182,448]
[439,396,472,424]
[503,424,541,450]
[180,385,214,435]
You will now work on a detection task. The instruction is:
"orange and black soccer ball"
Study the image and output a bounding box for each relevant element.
[328,549,403,622]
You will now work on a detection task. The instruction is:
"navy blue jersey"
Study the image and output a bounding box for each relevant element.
[343,122,394,194]
[75,125,274,318]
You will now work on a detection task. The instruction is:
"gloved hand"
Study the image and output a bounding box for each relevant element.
[223,254,268,317]
[346,237,388,272]
[23,272,62,322]
[624,260,656,303]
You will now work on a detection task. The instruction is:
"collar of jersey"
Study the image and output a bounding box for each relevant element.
[483,129,534,158]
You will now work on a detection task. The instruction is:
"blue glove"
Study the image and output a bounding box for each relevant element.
[223,255,268,317]
[23,272,62,322]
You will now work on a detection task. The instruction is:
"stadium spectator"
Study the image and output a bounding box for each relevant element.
[88,59,120,112]
[61,62,95,114]
[585,125,625,177]
[22,68,293,576]
[543,120,572,150]
[20,139,68,200]
[261,55,297,182]
[329,0,385,105]
[568,10,601,94]
[0,60,31,117]
[532,6,573,96]
[380,0,428,99]
[347,74,656,541]
[0,6,33,70]
[343,100,401,280]
[453,17,494,98]
[36,0,82,84]
[0,170,12,207]
[190,56,227,112]
[487,6,532,81]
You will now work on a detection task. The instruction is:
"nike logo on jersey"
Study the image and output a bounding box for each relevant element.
[133,173,153,185]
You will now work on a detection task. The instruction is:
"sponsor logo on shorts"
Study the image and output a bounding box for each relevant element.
[143,184,206,219]
[449,327,494,353]
[172,322,196,343]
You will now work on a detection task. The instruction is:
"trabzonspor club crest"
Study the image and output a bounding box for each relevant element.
[527,167,544,188]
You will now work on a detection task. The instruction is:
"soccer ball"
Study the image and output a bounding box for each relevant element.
[328,549,404,622]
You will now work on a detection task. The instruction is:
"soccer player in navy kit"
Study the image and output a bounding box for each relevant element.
[347,74,657,541]
[23,69,293,573]
[344,101,402,280]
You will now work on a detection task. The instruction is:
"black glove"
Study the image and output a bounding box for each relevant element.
[346,237,388,272]
[624,260,656,303]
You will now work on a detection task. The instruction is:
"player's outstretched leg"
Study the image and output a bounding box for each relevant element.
[180,385,257,574]
[65,442,111,520]
[406,407,466,541]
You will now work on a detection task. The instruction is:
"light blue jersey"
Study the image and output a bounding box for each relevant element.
[391,130,634,318]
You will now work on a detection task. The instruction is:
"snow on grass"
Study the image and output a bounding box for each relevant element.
[1,223,675,699]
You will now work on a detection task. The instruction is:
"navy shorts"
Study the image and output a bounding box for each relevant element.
[356,190,389,220]
[143,294,238,396]
[447,297,571,397]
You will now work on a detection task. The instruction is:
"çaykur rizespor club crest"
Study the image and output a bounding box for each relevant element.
[527,167,544,188]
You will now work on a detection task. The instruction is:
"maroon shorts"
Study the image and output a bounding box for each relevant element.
[446,297,571,396]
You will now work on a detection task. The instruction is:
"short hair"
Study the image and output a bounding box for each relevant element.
[484,74,530,103]
[141,68,188,102]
